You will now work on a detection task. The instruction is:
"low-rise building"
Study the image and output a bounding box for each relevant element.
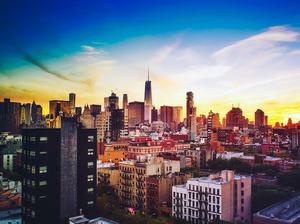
[97,162,120,191]
[172,170,251,223]
[118,156,180,211]
[146,172,192,214]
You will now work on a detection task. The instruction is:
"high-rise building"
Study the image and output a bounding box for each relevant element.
[96,111,111,143]
[90,105,101,118]
[160,106,173,128]
[226,107,248,129]
[108,92,119,112]
[144,69,153,123]
[122,94,128,110]
[255,109,265,127]
[172,170,252,223]
[49,100,71,118]
[111,109,124,141]
[190,107,197,141]
[36,105,43,123]
[80,105,95,128]
[128,101,144,127]
[0,98,21,133]
[264,115,268,126]
[186,91,194,130]
[207,111,222,141]
[172,106,183,130]
[151,107,158,122]
[104,97,109,112]
[21,103,31,125]
[31,101,37,123]
[75,107,82,118]
[69,93,76,115]
[21,118,97,224]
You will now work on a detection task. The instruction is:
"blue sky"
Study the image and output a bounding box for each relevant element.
[1,0,300,123]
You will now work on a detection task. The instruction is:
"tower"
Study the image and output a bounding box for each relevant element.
[144,69,153,123]
[69,93,76,115]
[186,91,194,130]
[122,94,128,110]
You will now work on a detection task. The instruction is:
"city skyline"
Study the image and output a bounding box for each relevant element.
[1,1,300,124]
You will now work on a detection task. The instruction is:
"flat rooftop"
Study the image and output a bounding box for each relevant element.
[255,194,300,223]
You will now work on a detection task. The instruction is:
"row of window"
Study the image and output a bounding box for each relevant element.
[23,136,48,142]
[188,185,220,195]
[24,164,47,174]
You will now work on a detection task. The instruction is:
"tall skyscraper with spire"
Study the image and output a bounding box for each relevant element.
[144,68,153,123]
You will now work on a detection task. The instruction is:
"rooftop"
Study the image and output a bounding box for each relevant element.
[255,194,300,223]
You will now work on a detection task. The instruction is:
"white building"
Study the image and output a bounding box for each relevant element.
[172,170,251,223]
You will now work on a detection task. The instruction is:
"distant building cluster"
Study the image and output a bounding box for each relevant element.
[1,71,300,223]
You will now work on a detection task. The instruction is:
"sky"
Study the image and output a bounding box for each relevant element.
[1,0,300,124]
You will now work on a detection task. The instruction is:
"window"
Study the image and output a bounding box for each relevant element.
[241,182,244,188]
[40,151,47,155]
[39,166,47,174]
[88,175,94,182]
[88,148,94,155]
[88,136,94,142]
[87,201,94,205]
[39,181,47,186]
[88,188,94,193]
[30,151,36,157]
[87,162,94,168]
[40,137,48,142]
[31,166,36,174]
[30,137,36,142]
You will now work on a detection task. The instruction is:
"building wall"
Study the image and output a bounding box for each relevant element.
[60,119,78,223]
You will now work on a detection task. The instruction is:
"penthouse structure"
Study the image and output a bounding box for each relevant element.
[172,170,251,223]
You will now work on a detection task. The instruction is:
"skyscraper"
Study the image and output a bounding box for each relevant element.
[90,105,101,118]
[69,93,76,115]
[21,103,31,125]
[151,107,158,122]
[108,92,119,112]
[128,101,144,127]
[31,101,37,123]
[255,109,265,127]
[122,94,128,110]
[22,118,97,224]
[111,109,125,141]
[186,91,194,130]
[144,69,153,123]
[160,106,173,128]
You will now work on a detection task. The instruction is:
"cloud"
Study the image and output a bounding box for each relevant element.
[213,26,299,66]
[14,46,94,88]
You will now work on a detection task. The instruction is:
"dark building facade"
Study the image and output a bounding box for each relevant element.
[108,92,119,112]
[111,109,124,141]
[186,91,194,130]
[22,118,97,224]
[90,105,101,118]
[0,98,21,133]
[151,107,158,122]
